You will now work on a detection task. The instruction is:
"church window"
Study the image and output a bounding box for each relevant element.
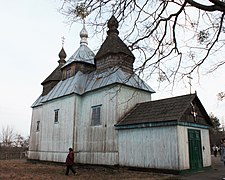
[36,121,40,131]
[66,68,71,78]
[54,109,59,123]
[91,105,102,126]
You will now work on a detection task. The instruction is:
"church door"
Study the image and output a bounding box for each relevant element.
[188,129,203,170]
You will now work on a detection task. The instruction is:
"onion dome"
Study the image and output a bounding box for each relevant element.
[62,24,95,68]
[80,25,88,45]
[58,47,67,60]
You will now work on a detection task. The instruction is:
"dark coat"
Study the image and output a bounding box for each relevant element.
[66,151,74,165]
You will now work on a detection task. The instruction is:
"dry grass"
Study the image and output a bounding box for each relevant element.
[0,159,178,180]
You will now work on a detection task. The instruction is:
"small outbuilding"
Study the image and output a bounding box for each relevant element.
[115,94,212,173]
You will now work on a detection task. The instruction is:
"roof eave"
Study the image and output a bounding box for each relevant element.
[115,120,210,130]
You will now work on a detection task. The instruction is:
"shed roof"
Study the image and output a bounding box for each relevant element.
[116,94,212,127]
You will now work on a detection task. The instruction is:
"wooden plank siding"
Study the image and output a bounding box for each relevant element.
[201,129,211,167]
[76,85,151,165]
[40,95,78,162]
[29,84,152,164]
[28,106,42,160]
[117,125,211,170]
[176,126,189,170]
[28,95,80,162]
[118,126,179,169]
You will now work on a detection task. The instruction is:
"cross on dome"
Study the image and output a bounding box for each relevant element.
[61,36,65,47]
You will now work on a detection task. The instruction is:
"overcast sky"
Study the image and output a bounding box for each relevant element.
[0,0,225,137]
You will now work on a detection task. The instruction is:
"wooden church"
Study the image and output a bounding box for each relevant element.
[28,15,212,173]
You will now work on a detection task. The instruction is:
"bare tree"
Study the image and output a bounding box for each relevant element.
[0,126,30,148]
[60,0,225,89]
[1,126,15,147]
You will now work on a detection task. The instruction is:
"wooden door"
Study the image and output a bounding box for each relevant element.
[188,129,203,170]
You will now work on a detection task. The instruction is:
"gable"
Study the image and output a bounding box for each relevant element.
[180,97,212,126]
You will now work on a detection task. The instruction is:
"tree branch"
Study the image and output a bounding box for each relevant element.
[186,0,225,12]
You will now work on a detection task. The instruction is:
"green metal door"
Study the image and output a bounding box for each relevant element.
[188,129,203,170]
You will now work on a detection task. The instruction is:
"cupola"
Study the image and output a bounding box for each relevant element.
[61,24,95,80]
[41,47,67,96]
[95,15,135,73]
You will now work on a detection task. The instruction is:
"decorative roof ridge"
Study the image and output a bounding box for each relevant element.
[107,15,119,36]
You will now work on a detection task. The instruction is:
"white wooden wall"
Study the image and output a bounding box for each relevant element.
[29,84,152,164]
[76,85,151,165]
[29,95,81,162]
[28,106,42,160]
[118,125,211,170]
[201,129,211,167]
[118,126,179,169]
[176,126,189,170]
[117,86,152,120]
[40,95,79,162]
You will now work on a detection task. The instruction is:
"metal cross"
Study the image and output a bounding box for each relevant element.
[61,36,65,47]
[191,103,198,122]
[111,3,115,14]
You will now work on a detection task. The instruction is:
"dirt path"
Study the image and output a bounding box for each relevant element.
[0,159,177,180]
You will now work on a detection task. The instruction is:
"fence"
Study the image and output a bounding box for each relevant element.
[0,150,27,160]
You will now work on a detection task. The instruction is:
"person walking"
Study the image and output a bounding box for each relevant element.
[65,148,76,176]
[221,139,225,166]
[212,144,218,157]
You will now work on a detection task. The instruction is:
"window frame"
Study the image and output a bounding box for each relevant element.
[91,105,102,126]
[66,68,71,79]
[54,109,59,124]
[36,121,40,131]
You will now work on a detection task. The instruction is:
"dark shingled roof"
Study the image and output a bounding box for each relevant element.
[41,48,66,85]
[95,15,134,60]
[41,66,62,85]
[116,94,212,127]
